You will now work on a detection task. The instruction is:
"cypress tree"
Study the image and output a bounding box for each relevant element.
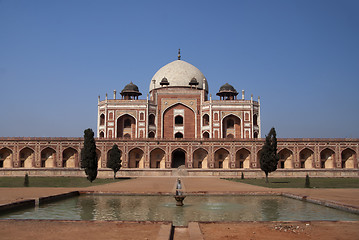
[107,144,122,179]
[259,127,279,183]
[81,128,98,182]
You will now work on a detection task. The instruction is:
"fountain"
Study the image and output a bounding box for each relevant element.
[174,178,186,206]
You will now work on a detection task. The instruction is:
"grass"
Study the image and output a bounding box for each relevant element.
[0,176,129,188]
[224,177,359,188]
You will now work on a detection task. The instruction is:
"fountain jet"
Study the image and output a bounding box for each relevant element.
[174,178,186,206]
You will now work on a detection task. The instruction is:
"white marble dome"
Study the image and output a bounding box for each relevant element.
[150,60,208,92]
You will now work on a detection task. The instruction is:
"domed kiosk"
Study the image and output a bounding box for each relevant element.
[121,82,142,100]
[217,83,238,100]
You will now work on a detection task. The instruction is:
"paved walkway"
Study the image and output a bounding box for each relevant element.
[85,177,271,194]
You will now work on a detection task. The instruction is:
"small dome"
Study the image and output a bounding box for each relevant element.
[189,77,199,86]
[160,77,169,86]
[218,83,237,93]
[217,83,238,99]
[122,82,139,92]
[150,60,208,92]
[121,82,142,96]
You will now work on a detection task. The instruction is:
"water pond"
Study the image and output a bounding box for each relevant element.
[1,195,358,226]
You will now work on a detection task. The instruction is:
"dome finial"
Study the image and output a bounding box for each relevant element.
[178,48,181,60]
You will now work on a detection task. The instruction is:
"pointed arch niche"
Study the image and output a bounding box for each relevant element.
[128,148,144,168]
[222,115,241,138]
[299,148,314,169]
[278,148,293,169]
[41,147,56,168]
[236,148,251,168]
[162,103,195,139]
[193,148,208,168]
[150,148,165,168]
[19,147,34,168]
[62,148,78,168]
[320,148,335,169]
[214,148,230,169]
[171,149,186,168]
[341,148,356,168]
[0,148,13,168]
[117,114,136,138]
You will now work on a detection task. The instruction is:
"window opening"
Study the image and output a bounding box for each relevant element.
[100,114,105,126]
[149,115,155,125]
[175,116,183,125]
[203,114,209,126]
[227,119,234,128]
[124,119,131,128]
[253,114,258,126]
[175,132,183,138]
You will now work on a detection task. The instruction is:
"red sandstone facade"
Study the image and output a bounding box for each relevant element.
[0,138,357,171]
[98,56,260,142]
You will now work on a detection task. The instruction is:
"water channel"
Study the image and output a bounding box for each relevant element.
[1,195,358,226]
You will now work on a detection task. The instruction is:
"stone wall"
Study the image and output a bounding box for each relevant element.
[0,138,358,175]
[0,168,357,178]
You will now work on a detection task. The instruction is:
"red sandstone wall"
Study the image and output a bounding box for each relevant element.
[162,104,195,139]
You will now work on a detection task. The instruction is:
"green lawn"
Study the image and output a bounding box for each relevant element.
[0,177,129,188]
[224,177,359,188]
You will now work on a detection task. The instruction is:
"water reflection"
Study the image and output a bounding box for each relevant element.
[260,198,280,221]
[1,195,358,226]
[79,197,96,220]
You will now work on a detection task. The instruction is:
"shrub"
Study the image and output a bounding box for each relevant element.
[24,173,29,187]
[305,174,310,188]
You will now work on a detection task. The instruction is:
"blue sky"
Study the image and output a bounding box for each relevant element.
[0,0,358,138]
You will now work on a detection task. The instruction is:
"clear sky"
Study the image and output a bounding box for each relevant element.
[0,0,358,138]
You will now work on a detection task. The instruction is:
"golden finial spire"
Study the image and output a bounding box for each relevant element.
[178,48,181,60]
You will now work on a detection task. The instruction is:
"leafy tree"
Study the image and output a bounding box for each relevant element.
[259,127,279,183]
[81,128,98,182]
[305,174,310,188]
[24,173,29,187]
[107,144,122,179]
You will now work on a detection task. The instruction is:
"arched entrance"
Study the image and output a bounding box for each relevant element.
[320,148,335,168]
[117,114,136,138]
[214,148,230,168]
[19,147,34,168]
[128,148,144,168]
[222,115,241,138]
[341,148,356,168]
[41,147,56,168]
[236,148,251,168]
[299,148,314,169]
[150,148,165,168]
[62,147,78,168]
[0,148,13,168]
[193,148,208,168]
[278,148,293,169]
[172,149,185,168]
